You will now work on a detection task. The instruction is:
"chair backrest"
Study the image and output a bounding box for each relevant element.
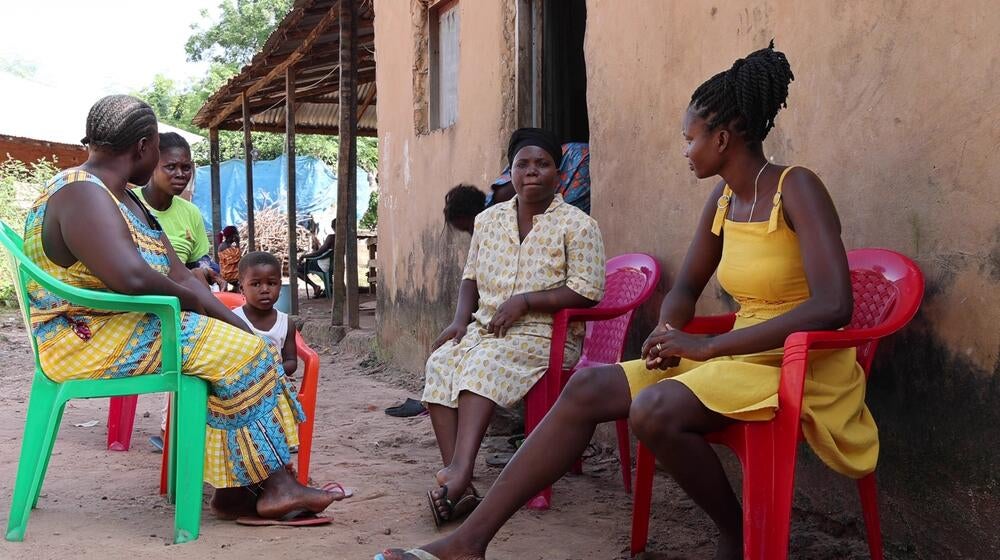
[0,221,40,355]
[846,248,924,376]
[579,253,661,365]
[214,291,246,308]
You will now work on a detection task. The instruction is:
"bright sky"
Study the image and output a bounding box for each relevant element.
[0,0,217,98]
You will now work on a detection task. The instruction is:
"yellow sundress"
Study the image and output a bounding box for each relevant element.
[23,169,303,488]
[621,166,878,478]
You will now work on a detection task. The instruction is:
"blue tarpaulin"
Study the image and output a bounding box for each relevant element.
[192,155,371,231]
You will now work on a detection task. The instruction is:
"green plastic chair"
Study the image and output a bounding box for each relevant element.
[0,220,209,544]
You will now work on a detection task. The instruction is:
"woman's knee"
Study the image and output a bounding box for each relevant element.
[560,365,621,412]
[629,383,684,442]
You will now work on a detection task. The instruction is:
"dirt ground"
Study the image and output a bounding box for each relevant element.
[0,304,875,560]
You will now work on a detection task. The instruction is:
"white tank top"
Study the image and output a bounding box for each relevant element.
[232,306,289,350]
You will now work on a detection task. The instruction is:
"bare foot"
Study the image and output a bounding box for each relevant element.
[210,486,258,520]
[430,465,473,521]
[255,467,338,519]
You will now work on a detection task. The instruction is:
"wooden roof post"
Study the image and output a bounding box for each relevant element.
[242,92,256,252]
[209,127,222,260]
[286,65,299,316]
[333,0,359,327]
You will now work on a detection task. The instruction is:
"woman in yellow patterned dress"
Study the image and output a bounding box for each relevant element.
[379,43,875,560]
[24,95,339,522]
[421,128,605,525]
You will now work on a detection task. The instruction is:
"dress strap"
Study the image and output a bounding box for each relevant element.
[711,185,733,236]
[768,165,798,233]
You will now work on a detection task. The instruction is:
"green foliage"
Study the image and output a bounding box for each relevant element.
[359,190,378,230]
[186,0,294,66]
[0,157,59,306]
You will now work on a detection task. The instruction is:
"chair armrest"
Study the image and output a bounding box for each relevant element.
[302,249,333,262]
[682,314,737,335]
[557,306,631,324]
[22,264,182,374]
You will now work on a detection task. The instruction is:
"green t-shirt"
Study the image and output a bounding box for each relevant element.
[132,188,210,264]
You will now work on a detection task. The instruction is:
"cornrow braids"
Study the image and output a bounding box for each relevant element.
[158,131,191,153]
[81,95,158,152]
[689,40,794,143]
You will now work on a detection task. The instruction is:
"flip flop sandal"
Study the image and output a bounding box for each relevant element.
[385,398,427,418]
[427,484,453,528]
[235,509,332,527]
[448,486,483,521]
[322,481,355,501]
[149,435,164,453]
[374,549,441,560]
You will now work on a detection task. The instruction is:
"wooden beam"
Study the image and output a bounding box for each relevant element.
[242,93,256,252]
[286,66,299,316]
[333,0,359,328]
[217,121,378,137]
[357,83,377,121]
[209,128,222,260]
[207,4,341,129]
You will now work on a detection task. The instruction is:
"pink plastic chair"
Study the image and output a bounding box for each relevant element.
[524,253,661,510]
[630,248,925,559]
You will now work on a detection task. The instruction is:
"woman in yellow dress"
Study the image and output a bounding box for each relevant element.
[377,42,876,560]
[25,95,339,522]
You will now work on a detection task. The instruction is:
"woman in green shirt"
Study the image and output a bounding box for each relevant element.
[134,132,220,287]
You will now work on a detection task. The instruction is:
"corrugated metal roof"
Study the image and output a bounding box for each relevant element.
[193,0,377,136]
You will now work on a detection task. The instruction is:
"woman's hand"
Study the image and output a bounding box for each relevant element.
[177,286,207,315]
[487,294,530,338]
[432,321,469,350]
[642,323,717,367]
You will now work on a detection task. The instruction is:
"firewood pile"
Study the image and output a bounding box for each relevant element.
[237,207,314,276]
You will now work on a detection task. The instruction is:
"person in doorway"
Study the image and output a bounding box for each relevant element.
[377,42,875,560]
[419,127,605,527]
[297,219,336,298]
[217,226,241,290]
[23,95,341,525]
[134,132,220,289]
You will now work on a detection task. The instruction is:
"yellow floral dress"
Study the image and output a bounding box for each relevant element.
[423,194,605,408]
[23,169,303,488]
[622,166,878,478]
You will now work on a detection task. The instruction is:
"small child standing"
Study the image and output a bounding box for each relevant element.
[233,251,297,378]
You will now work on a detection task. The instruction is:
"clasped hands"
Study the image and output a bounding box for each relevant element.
[641,322,717,369]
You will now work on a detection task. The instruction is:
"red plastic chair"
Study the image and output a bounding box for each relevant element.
[630,248,924,560]
[524,253,661,510]
[108,292,320,486]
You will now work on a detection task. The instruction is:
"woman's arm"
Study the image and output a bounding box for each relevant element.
[302,234,334,259]
[46,182,203,312]
[639,182,725,367]
[650,168,853,362]
[281,314,297,376]
[161,235,253,333]
[431,278,480,350]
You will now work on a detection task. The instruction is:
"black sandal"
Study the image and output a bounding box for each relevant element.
[427,484,482,528]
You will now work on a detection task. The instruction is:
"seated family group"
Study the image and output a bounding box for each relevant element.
[19,43,875,560]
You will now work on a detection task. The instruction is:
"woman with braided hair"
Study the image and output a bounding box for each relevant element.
[22,95,342,525]
[377,42,875,560]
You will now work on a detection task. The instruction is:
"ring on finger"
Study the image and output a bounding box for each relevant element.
[656,342,663,352]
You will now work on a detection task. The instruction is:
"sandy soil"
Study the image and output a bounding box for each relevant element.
[0,306,874,560]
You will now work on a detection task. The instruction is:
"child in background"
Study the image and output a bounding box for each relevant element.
[233,251,297,378]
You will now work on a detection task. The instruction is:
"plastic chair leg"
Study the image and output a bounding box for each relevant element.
[616,419,632,494]
[159,403,171,496]
[296,405,315,485]
[6,376,61,542]
[523,380,552,510]
[106,395,138,451]
[172,377,208,544]
[858,473,883,560]
[630,443,655,557]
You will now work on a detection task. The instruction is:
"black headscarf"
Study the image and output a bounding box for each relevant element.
[507,128,562,168]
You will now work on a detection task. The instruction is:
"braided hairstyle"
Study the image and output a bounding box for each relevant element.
[81,95,158,152]
[689,40,794,143]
